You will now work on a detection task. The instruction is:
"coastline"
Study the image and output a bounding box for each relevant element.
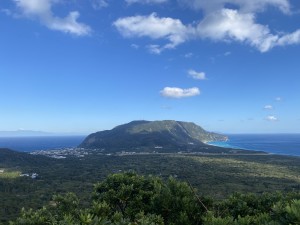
[206,141,270,155]
[0,134,299,157]
[207,134,300,157]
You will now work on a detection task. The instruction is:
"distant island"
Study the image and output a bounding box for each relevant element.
[0,130,53,137]
[79,120,228,151]
[0,130,88,137]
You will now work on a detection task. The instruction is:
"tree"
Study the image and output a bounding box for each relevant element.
[10,172,300,225]
[11,172,209,225]
[93,172,210,225]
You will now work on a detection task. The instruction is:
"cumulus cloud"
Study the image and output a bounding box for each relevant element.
[196,9,279,52]
[277,30,300,46]
[126,0,168,4]
[264,105,273,110]
[113,13,191,53]
[188,69,206,80]
[114,0,300,52]
[13,0,91,36]
[160,87,200,98]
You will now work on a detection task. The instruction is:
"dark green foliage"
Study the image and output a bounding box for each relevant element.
[0,148,53,167]
[203,192,300,225]
[93,172,209,225]
[218,192,285,218]
[93,172,159,217]
[12,172,205,225]
[10,173,300,225]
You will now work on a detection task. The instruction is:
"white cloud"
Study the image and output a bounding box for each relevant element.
[91,0,109,9]
[188,69,206,80]
[113,13,190,53]
[190,0,300,52]
[114,0,300,53]
[113,10,283,53]
[196,9,279,52]
[126,0,168,4]
[275,97,282,101]
[266,115,278,121]
[160,87,200,98]
[264,105,273,110]
[277,30,300,46]
[13,0,91,36]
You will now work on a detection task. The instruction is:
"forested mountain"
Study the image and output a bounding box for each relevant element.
[80,120,227,150]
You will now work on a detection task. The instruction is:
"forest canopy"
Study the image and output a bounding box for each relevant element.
[10,172,300,225]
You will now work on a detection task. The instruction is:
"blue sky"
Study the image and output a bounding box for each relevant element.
[1,0,300,134]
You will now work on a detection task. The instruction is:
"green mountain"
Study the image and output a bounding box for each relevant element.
[79,120,227,150]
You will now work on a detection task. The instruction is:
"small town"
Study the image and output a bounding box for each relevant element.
[30,147,92,159]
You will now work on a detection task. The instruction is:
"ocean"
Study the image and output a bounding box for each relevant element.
[0,136,86,152]
[0,134,300,157]
[209,134,300,157]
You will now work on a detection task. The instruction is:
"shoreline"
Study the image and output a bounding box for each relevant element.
[206,140,300,158]
[206,141,270,154]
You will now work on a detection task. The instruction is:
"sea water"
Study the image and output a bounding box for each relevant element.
[209,134,300,157]
[1,134,300,156]
[0,136,86,152]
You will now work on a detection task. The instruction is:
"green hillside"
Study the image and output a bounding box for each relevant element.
[79,120,227,150]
